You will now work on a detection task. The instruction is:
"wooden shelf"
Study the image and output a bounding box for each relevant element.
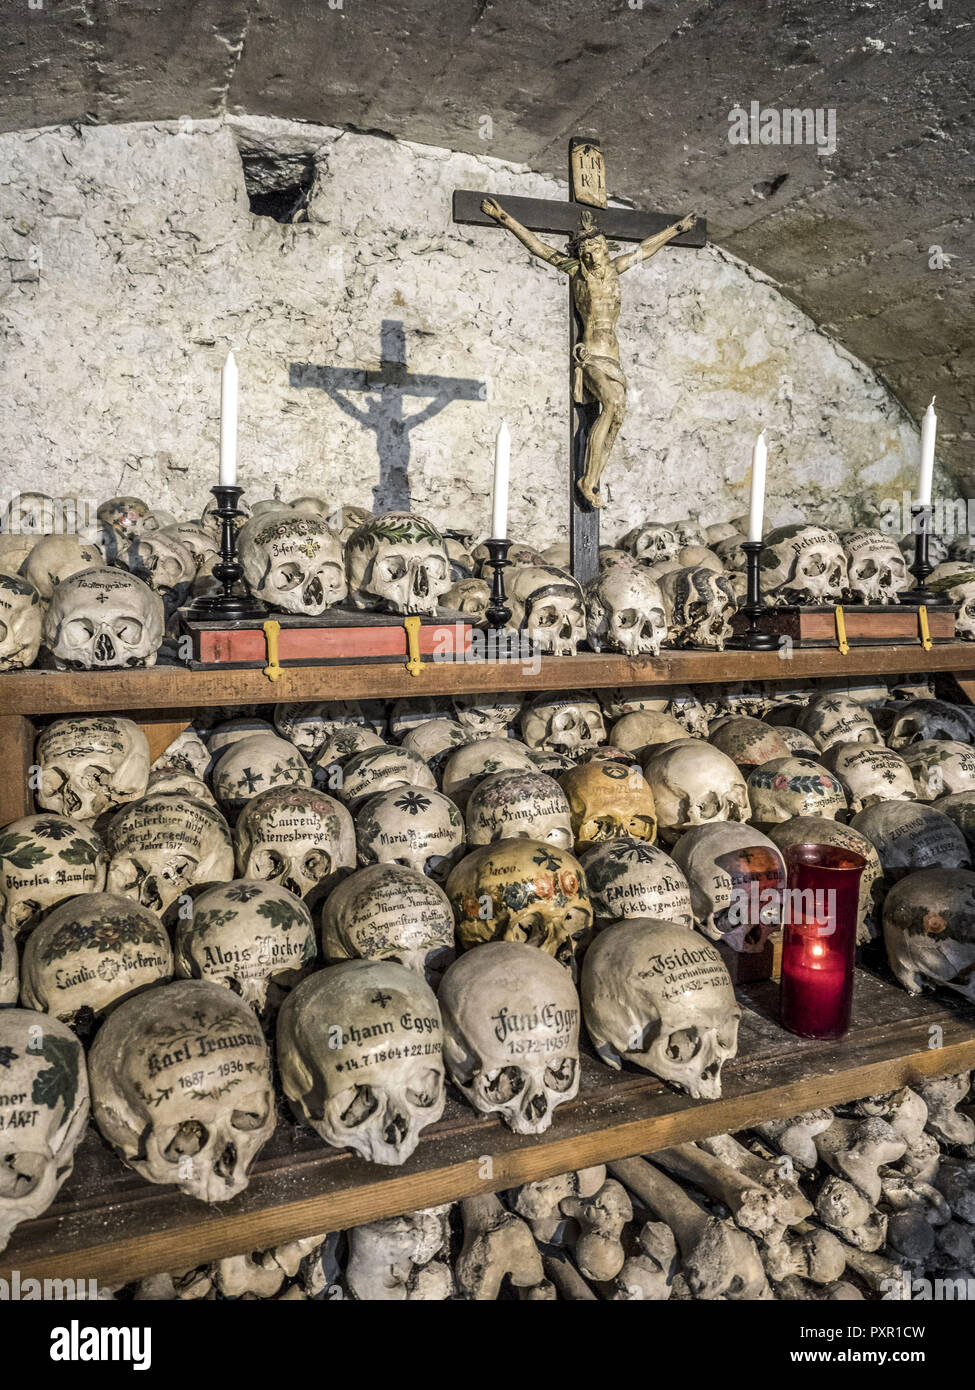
[1,642,973,716]
[4,969,974,1288]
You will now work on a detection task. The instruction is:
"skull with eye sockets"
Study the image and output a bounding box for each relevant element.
[43,566,164,670]
[239,511,347,615]
[345,513,451,616]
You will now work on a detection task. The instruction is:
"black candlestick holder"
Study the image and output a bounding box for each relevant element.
[901,503,951,606]
[185,484,266,621]
[483,536,513,630]
[728,539,779,650]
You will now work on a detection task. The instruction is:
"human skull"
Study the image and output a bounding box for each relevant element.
[643,743,750,843]
[584,567,668,656]
[118,531,197,615]
[21,534,104,600]
[88,979,275,1201]
[106,793,234,914]
[355,787,465,883]
[609,710,691,753]
[174,880,317,1014]
[208,717,277,755]
[345,1205,452,1301]
[581,919,740,1099]
[238,512,347,615]
[325,503,373,541]
[0,1009,89,1253]
[820,742,917,813]
[883,699,975,749]
[345,512,450,616]
[336,746,437,812]
[941,580,975,641]
[708,717,792,769]
[274,700,383,756]
[882,868,975,1002]
[439,942,580,1134]
[472,540,544,577]
[321,864,456,987]
[746,756,847,828]
[850,802,971,882]
[277,960,445,1165]
[602,686,709,739]
[235,786,356,906]
[798,694,883,752]
[842,528,910,604]
[145,768,217,806]
[441,737,537,810]
[451,691,524,737]
[658,567,737,650]
[507,566,587,656]
[0,814,107,936]
[670,823,785,953]
[618,523,681,564]
[160,522,220,572]
[599,547,634,570]
[933,792,975,852]
[775,726,821,757]
[152,729,211,780]
[465,769,573,849]
[0,572,42,670]
[761,524,848,605]
[387,698,454,739]
[313,727,388,778]
[446,838,592,971]
[579,838,693,928]
[901,741,975,802]
[768,816,884,944]
[442,577,491,620]
[43,566,164,669]
[36,716,150,822]
[398,721,468,779]
[20,892,173,1026]
[559,761,657,852]
[520,691,606,755]
[212,733,312,820]
[97,496,150,536]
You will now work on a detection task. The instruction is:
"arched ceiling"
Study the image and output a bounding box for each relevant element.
[3,0,971,483]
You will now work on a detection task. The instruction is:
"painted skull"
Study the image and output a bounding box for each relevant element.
[0,1009,89,1253]
[274,699,384,756]
[798,694,883,752]
[106,793,234,914]
[445,838,593,971]
[850,802,971,882]
[643,743,750,843]
[235,785,356,906]
[618,523,681,564]
[441,737,537,811]
[583,566,666,656]
[901,741,975,802]
[439,942,580,1134]
[882,868,975,1003]
[582,919,740,1099]
[609,710,691,753]
[451,691,524,737]
[88,980,275,1202]
[0,572,42,671]
[842,528,910,604]
[559,760,657,852]
[322,863,456,987]
[21,535,103,600]
[398,721,469,779]
[821,742,917,813]
[579,838,693,928]
[97,496,150,536]
[355,787,466,883]
[507,566,587,656]
[708,717,792,769]
[520,691,607,755]
[43,566,164,670]
[239,511,347,615]
[36,716,150,822]
[670,822,786,953]
[442,577,491,620]
[0,814,107,936]
[277,960,445,1165]
[465,769,573,849]
[118,532,197,615]
[336,746,437,812]
[769,816,884,944]
[345,512,451,616]
[175,880,317,1014]
[746,756,847,827]
[20,892,173,1025]
[658,567,738,650]
[883,699,975,749]
[760,524,848,605]
[212,733,313,821]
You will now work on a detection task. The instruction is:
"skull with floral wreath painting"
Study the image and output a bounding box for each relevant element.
[346,513,451,616]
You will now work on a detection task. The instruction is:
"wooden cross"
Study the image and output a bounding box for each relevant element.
[453,138,706,585]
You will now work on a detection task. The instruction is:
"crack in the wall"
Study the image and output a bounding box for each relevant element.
[212,1,255,117]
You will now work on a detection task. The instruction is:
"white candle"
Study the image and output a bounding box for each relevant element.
[492,420,510,538]
[918,396,936,508]
[748,428,767,542]
[219,350,238,487]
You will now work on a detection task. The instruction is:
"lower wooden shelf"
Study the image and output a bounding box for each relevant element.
[4,969,974,1287]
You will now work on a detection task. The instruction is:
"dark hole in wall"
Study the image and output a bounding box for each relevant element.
[240,152,317,222]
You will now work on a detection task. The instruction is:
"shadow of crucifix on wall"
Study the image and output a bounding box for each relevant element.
[290,320,485,513]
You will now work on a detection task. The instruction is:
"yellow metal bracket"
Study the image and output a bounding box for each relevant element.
[263,620,282,682]
[918,605,933,652]
[834,605,850,656]
[403,615,425,677]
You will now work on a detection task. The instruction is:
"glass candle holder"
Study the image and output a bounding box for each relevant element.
[779,843,867,1040]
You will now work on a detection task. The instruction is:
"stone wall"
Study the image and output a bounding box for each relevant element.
[0,116,933,547]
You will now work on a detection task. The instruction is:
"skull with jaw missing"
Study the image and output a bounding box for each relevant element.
[239,512,346,615]
[345,513,450,616]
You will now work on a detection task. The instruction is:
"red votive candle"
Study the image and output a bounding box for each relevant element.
[779,843,866,1040]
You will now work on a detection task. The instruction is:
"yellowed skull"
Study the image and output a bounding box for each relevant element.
[558,761,657,852]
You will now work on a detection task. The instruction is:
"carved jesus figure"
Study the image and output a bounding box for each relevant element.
[481,199,698,508]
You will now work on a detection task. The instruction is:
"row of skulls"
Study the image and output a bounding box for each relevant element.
[6,489,975,673]
[5,676,975,1249]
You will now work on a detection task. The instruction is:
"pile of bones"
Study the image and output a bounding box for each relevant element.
[5,667,975,1300]
[5,490,975,673]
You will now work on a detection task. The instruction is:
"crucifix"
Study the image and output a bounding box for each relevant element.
[290,320,484,513]
[453,138,706,585]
